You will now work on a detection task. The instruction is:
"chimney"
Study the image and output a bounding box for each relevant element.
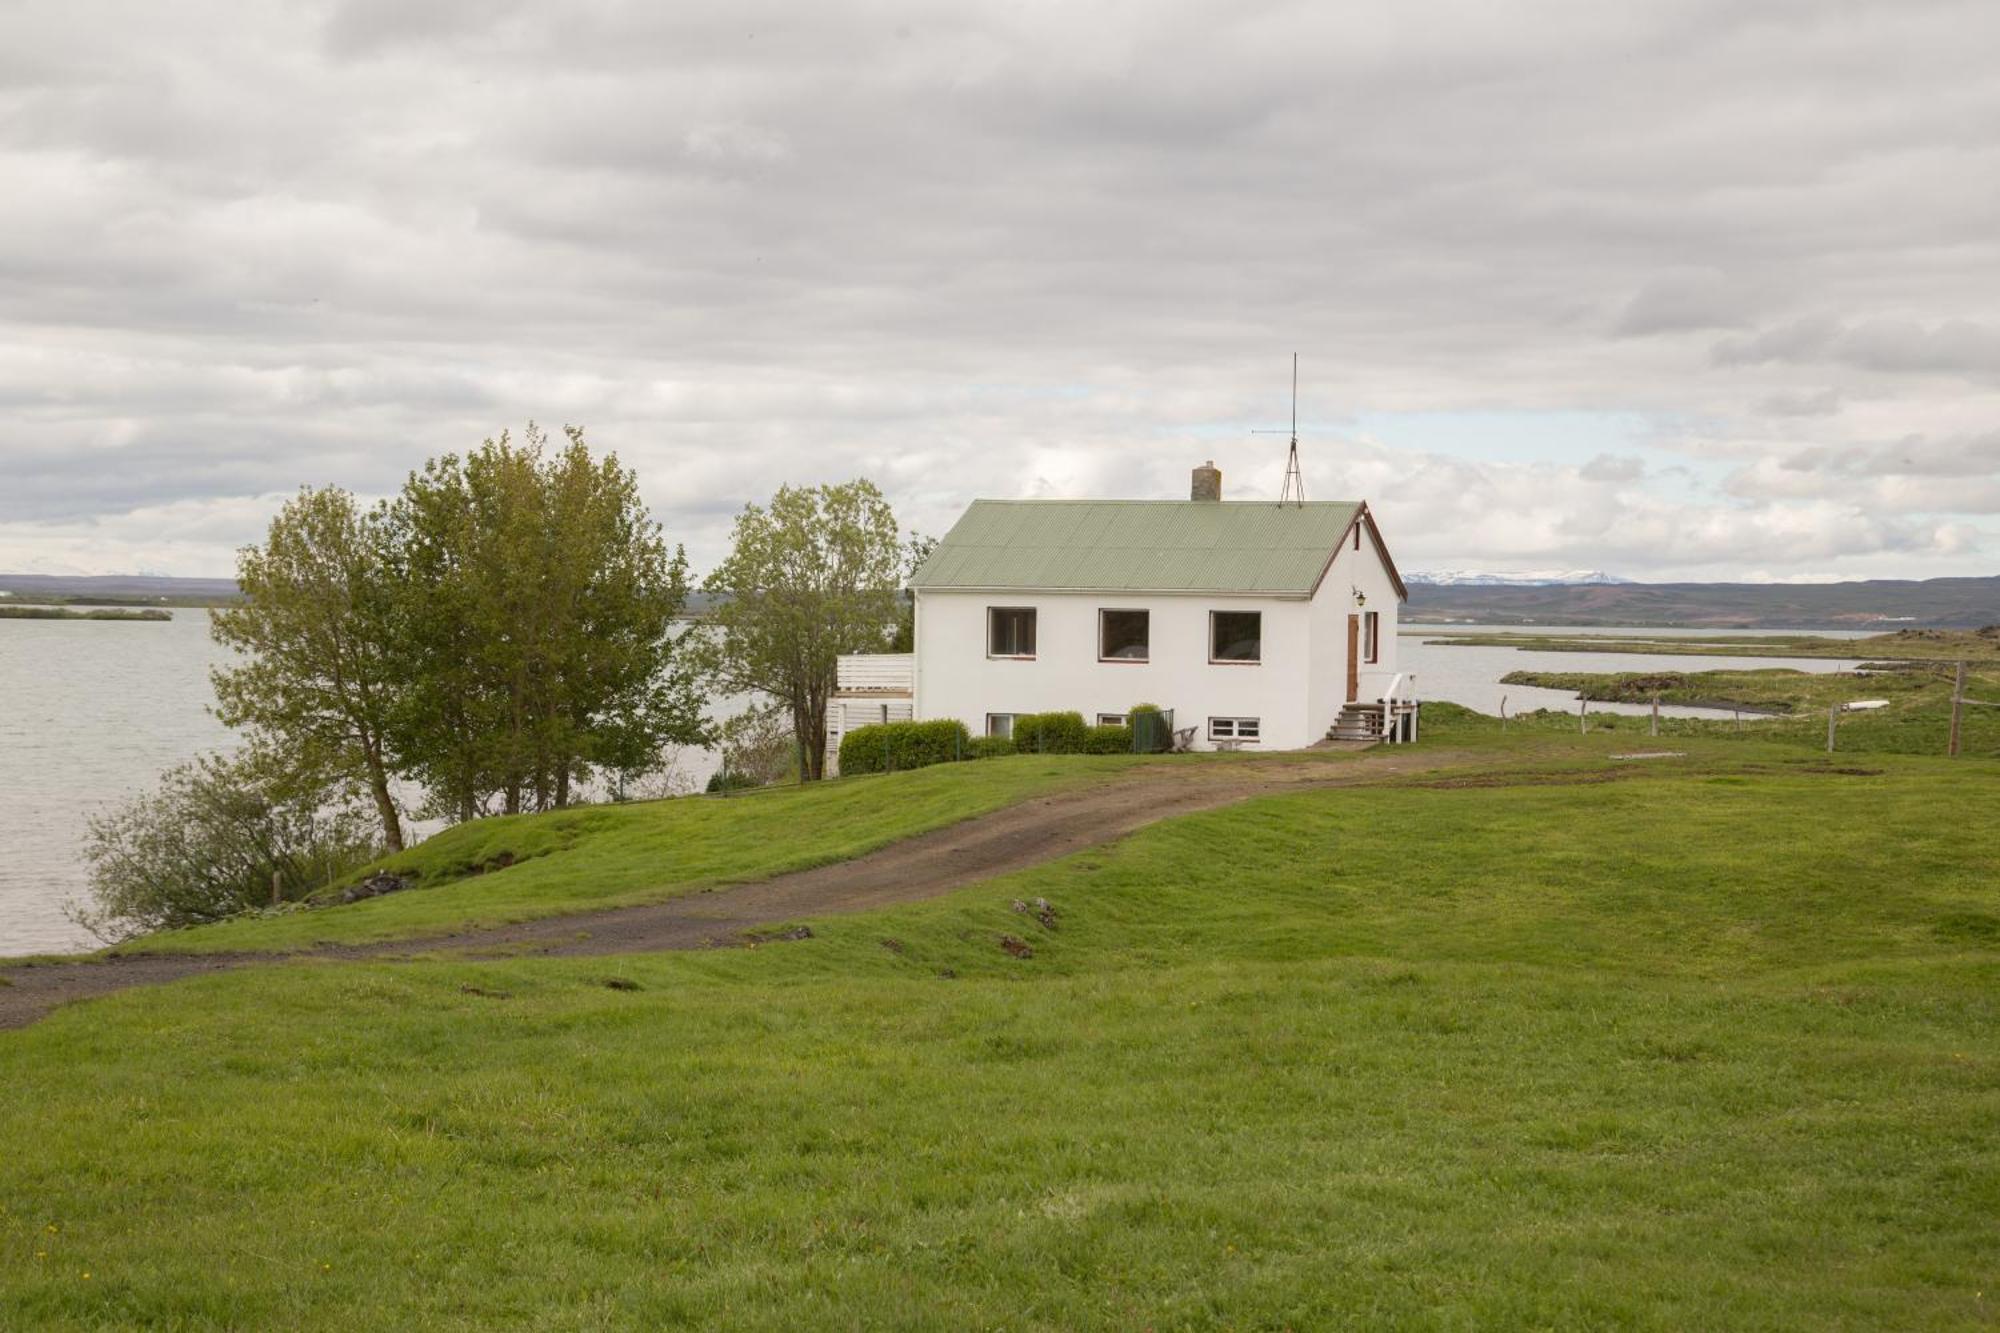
[1191,460,1222,502]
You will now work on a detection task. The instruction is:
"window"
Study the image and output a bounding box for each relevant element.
[988,607,1036,658]
[1098,608,1149,662]
[986,713,1017,739]
[1209,717,1261,742]
[1363,611,1380,664]
[1210,610,1261,663]
[1096,713,1128,727]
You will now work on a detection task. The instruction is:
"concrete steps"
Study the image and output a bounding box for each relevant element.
[1327,701,1386,742]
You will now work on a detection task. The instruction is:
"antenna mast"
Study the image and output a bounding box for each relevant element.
[1254,353,1306,507]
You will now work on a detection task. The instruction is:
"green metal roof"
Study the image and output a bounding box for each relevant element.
[910,500,1364,596]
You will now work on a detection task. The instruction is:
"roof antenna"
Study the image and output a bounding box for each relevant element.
[1253,353,1306,507]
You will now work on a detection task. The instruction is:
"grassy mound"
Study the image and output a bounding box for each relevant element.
[2,746,1995,1327]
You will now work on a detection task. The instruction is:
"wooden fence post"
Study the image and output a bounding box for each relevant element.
[1827,703,1837,753]
[270,870,282,907]
[1579,697,1587,734]
[1651,693,1660,737]
[1950,660,1966,758]
[1500,696,1508,730]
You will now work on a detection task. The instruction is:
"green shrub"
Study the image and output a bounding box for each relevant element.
[839,719,972,775]
[966,736,1017,759]
[705,769,763,793]
[1012,711,1089,754]
[75,750,380,943]
[1085,724,1133,754]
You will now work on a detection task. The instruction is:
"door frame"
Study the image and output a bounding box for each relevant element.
[1345,614,1361,702]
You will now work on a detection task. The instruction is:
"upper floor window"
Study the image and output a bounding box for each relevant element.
[988,607,1036,658]
[1210,610,1261,663]
[1363,611,1380,664]
[1099,609,1149,662]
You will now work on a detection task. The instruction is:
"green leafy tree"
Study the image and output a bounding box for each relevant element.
[702,481,905,780]
[385,424,704,816]
[210,485,409,850]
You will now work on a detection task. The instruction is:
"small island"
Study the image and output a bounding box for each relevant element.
[0,605,172,622]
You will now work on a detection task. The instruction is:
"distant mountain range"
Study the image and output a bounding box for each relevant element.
[1407,569,1632,587]
[1405,574,2000,629]
[7,570,1998,630]
[0,573,240,605]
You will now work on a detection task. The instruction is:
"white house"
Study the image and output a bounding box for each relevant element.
[828,462,1413,763]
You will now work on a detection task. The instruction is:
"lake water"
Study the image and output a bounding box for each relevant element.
[0,614,1870,958]
[1405,624,1869,718]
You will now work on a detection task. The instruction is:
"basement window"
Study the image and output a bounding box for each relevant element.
[1099,608,1149,662]
[1096,713,1128,727]
[1210,610,1262,663]
[987,607,1037,658]
[986,713,1018,739]
[1209,717,1261,742]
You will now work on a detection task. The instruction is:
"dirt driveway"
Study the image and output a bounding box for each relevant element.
[0,746,1467,1031]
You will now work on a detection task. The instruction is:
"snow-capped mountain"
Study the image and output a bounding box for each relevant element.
[1406,569,1633,587]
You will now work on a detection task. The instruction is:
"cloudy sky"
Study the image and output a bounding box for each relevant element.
[4,0,1998,582]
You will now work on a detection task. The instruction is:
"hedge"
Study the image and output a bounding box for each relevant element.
[838,719,973,775]
[1011,711,1089,754]
[1084,724,1133,754]
[966,735,1017,759]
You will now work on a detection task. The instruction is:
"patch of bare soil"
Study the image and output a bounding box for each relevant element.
[0,747,1475,1032]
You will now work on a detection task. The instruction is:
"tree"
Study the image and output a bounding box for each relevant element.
[890,533,938,653]
[210,485,409,850]
[72,749,379,943]
[384,424,705,817]
[702,481,905,780]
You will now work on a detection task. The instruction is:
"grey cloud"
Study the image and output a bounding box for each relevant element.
[1613,269,1762,337]
[3,0,2000,578]
[1714,316,2000,378]
[1756,387,1841,417]
[1580,454,1645,483]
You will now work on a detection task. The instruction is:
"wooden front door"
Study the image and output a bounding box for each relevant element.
[1346,614,1361,702]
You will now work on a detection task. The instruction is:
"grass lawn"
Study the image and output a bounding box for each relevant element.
[3,739,1995,1328]
[124,754,1159,955]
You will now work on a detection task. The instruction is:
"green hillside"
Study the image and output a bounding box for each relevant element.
[129,754,1152,955]
[3,721,1995,1328]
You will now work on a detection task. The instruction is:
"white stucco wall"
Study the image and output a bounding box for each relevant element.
[913,591,1320,749]
[912,512,1403,751]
